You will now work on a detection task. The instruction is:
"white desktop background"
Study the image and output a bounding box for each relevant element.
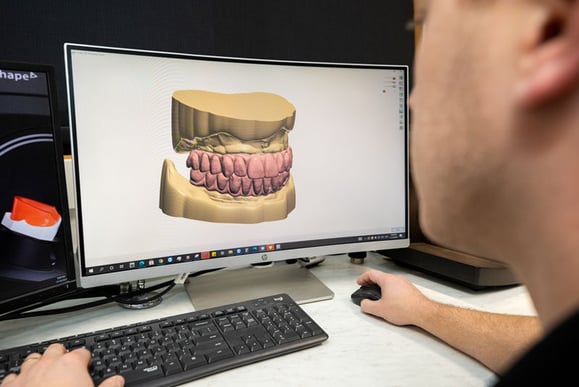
[68,47,408,267]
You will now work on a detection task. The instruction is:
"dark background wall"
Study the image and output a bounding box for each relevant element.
[0,0,414,128]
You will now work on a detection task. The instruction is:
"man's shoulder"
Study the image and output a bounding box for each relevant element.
[495,309,579,385]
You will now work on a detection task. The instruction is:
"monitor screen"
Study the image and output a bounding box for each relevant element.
[0,61,76,316]
[65,44,409,289]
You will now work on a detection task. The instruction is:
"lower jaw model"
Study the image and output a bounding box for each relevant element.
[159,90,296,224]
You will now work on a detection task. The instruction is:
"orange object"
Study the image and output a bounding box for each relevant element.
[10,196,60,227]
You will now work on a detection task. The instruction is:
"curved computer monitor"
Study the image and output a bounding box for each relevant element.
[65,44,409,293]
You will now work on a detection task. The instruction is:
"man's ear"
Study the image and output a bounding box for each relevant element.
[516,1,579,108]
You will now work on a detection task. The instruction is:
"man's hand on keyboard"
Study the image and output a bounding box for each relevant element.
[0,343,124,387]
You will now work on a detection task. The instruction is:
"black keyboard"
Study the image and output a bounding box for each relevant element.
[0,294,328,386]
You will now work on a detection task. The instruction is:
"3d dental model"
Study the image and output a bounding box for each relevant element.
[159,90,296,223]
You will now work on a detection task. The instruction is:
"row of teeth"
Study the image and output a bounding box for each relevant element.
[189,169,290,196]
[186,148,293,197]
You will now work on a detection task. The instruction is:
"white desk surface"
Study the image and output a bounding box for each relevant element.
[0,252,536,387]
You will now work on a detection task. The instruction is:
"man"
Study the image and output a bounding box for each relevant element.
[358,0,579,384]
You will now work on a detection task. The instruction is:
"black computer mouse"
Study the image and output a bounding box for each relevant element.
[350,284,382,306]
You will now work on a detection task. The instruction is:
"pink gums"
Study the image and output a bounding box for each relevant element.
[186,147,293,197]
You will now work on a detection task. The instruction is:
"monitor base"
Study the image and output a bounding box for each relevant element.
[118,293,163,310]
[185,262,334,310]
[380,243,519,290]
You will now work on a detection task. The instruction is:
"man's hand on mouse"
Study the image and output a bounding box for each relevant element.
[356,269,433,327]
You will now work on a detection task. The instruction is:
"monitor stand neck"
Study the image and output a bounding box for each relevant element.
[117,280,163,309]
[184,261,334,310]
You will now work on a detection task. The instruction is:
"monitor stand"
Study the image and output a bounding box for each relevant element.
[184,261,334,310]
[117,280,163,310]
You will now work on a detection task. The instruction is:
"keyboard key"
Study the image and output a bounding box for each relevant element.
[163,359,183,375]
[205,348,234,363]
[233,344,250,355]
[121,364,164,384]
[180,355,207,370]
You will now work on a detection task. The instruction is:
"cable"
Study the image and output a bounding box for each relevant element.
[114,281,176,306]
[0,295,117,321]
[0,279,174,321]
[0,269,225,321]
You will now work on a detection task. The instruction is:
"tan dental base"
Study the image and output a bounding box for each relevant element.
[159,159,296,223]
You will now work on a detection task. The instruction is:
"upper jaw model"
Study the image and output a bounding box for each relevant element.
[159,90,296,223]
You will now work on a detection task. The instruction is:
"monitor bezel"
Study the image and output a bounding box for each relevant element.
[65,43,410,288]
